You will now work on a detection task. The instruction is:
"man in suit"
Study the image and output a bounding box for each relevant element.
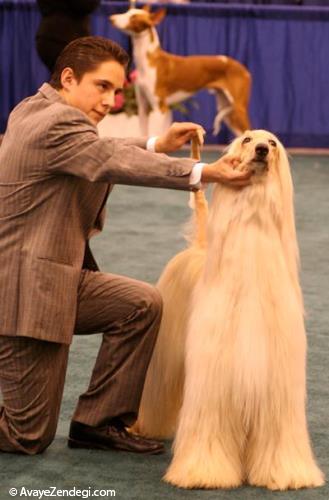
[0,36,251,455]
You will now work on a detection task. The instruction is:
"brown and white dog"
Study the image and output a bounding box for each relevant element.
[110,6,251,136]
[135,130,325,490]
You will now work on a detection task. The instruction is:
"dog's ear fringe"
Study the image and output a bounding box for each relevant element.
[276,144,304,309]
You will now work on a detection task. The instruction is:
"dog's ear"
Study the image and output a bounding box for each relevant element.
[150,8,167,25]
[226,135,241,155]
[142,5,151,12]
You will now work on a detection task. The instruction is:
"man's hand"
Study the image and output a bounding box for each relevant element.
[155,122,205,153]
[201,154,253,187]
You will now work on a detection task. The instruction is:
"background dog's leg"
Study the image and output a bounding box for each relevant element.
[211,89,233,136]
[223,105,251,137]
[135,85,150,136]
[209,69,251,136]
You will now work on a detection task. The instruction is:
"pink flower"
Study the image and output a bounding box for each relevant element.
[129,70,138,83]
[111,91,125,112]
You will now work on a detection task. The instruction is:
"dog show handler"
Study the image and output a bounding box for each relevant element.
[0,36,251,455]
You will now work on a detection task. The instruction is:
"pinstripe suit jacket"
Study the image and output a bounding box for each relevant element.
[0,83,195,344]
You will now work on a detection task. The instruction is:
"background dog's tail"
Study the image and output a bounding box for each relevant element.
[187,134,209,248]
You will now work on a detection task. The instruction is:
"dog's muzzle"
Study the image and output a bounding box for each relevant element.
[109,15,122,28]
[252,143,269,174]
[255,143,269,159]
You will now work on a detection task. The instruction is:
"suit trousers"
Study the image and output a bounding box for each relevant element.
[0,269,162,455]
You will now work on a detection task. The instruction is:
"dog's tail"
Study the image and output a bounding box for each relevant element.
[187,190,208,248]
[187,134,209,248]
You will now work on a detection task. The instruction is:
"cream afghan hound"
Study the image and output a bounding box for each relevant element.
[135,130,325,490]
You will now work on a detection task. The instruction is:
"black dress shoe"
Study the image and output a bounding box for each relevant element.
[68,421,165,454]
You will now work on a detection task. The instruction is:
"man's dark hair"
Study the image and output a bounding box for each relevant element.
[49,36,130,89]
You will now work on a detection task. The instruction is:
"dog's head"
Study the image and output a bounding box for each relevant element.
[225,130,293,217]
[110,6,166,35]
[220,129,300,285]
[228,129,284,180]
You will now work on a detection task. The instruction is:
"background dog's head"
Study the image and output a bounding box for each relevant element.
[110,6,166,35]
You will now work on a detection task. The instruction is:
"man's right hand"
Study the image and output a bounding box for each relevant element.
[201,154,253,187]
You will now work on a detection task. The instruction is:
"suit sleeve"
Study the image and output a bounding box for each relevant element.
[45,109,195,191]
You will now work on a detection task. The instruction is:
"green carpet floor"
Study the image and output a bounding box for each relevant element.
[0,153,328,499]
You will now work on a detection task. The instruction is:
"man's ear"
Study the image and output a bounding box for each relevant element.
[60,67,77,89]
[150,8,166,26]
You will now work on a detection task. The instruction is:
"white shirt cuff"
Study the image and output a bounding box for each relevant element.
[190,162,205,187]
[146,136,158,153]
[147,138,204,189]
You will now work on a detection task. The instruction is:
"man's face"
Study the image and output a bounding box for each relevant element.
[59,60,125,125]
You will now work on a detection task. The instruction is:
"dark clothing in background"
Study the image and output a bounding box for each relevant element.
[36,0,101,72]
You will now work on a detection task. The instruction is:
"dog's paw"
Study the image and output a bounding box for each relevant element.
[164,462,243,489]
[164,473,243,490]
[248,464,325,491]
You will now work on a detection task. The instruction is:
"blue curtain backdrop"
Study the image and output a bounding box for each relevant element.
[1,1,329,147]
[190,1,329,4]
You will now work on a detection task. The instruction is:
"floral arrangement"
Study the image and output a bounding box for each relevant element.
[110,69,198,117]
[110,70,139,117]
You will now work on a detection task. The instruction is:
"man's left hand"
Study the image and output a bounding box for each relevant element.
[155,122,205,153]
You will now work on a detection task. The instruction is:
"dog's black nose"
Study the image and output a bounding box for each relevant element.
[255,143,269,158]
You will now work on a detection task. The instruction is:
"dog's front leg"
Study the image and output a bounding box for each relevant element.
[164,295,245,489]
[165,374,245,488]
[246,355,325,490]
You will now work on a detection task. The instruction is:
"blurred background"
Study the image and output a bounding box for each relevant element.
[1,0,329,147]
[1,2,328,498]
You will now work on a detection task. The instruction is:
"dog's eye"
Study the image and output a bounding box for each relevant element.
[242,137,251,145]
[269,140,277,147]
